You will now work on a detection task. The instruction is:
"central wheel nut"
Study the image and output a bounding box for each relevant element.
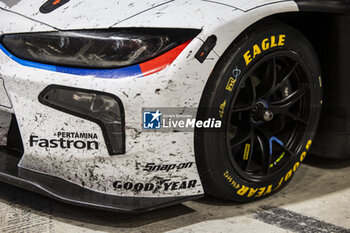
[263,110,274,121]
[251,101,271,124]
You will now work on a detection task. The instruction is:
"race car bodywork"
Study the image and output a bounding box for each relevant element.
[0,0,349,212]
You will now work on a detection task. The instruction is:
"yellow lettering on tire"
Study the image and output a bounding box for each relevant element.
[264,185,273,196]
[237,185,249,196]
[270,36,277,47]
[226,77,236,92]
[243,35,286,66]
[253,44,262,58]
[255,187,266,197]
[262,39,270,50]
[278,34,286,46]
[293,162,300,172]
[274,177,284,191]
[284,169,293,182]
[248,188,258,197]
[300,151,307,162]
[306,140,312,150]
[244,51,252,65]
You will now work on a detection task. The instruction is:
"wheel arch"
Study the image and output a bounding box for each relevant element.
[221,9,350,159]
[195,2,350,159]
[295,0,350,14]
[266,11,350,158]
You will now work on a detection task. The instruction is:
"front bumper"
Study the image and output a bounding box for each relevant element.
[0,149,202,212]
[0,35,219,210]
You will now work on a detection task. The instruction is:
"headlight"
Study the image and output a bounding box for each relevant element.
[0,29,200,68]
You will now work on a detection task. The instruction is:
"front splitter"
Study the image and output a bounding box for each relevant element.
[0,149,203,213]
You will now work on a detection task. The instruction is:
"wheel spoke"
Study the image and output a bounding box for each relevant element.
[271,57,277,91]
[271,84,308,109]
[232,105,252,113]
[242,130,255,171]
[230,108,250,123]
[270,105,308,125]
[262,61,298,99]
[282,112,308,124]
[249,76,257,102]
[258,58,277,98]
[255,132,271,174]
[230,77,256,113]
[230,126,252,149]
[276,62,298,89]
[280,143,294,156]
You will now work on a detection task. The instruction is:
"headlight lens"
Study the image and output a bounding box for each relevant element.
[0,29,200,68]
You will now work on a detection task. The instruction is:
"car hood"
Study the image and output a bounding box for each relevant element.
[0,0,173,30]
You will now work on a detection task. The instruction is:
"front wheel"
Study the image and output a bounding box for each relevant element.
[195,20,322,202]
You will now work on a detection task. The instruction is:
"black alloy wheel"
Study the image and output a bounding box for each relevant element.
[227,52,312,182]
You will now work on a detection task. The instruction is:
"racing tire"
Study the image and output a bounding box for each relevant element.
[195,20,322,202]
